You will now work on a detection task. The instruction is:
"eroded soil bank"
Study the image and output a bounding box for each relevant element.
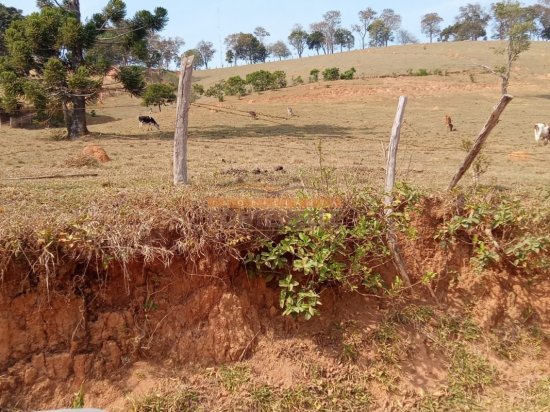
[0,197,548,410]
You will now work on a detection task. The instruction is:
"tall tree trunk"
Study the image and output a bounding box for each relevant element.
[67,95,89,139]
[65,0,89,139]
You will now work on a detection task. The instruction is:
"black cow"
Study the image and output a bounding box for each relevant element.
[138,115,160,130]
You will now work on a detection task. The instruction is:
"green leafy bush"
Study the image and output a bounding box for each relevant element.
[322,67,340,81]
[247,199,399,319]
[292,76,304,86]
[246,70,274,92]
[245,70,287,92]
[205,80,225,101]
[224,75,247,96]
[437,192,549,274]
[340,67,356,80]
[271,70,287,89]
[309,68,320,82]
[192,83,204,96]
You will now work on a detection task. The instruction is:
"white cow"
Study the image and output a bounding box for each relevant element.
[534,123,550,145]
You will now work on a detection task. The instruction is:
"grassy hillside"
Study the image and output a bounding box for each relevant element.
[192,41,550,86]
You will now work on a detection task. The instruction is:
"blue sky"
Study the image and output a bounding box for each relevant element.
[4,0,539,68]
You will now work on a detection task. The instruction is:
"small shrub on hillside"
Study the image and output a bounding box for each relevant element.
[224,75,247,96]
[340,67,356,80]
[246,70,273,92]
[292,75,304,86]
[309,68,320,82]
[416,68,429,76]
[433,68,443,76]
[191,83,204,103]
[245,70,287,92]
[322,67,340,81]
[272,70,287,89]
[192,83,205,96]
[205,81,225,102]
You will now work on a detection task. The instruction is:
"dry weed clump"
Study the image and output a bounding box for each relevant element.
[64,153,101,168]
[0,186,288,286]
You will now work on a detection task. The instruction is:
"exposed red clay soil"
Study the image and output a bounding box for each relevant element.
[0,200,548,410]
[82,145,111,162]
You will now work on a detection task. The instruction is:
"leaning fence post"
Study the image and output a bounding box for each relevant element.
[173,55,195,185]
[384,96,412,289]
[448,94,513,191]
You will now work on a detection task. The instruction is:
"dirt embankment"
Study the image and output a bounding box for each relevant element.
[0,199,548,410]
[0,252,277,408]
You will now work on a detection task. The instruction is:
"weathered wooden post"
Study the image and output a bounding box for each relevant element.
[384,96,412,289]
[448,94,513,191]
[173,55,195,185]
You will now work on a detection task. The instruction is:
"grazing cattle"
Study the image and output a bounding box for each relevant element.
[445,114,454,132]
[534,123,550,145]
[138,115,160,130]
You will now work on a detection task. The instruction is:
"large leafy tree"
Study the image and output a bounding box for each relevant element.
[352,7,377,49]
[268,41,291,60]
[0,0,167,139]
[312,10,342,54]
[224,33,240,65]
[0,3,23,55]
[455,3,491,40]
[288,24,308,58]
[334,28,354,51]
[534,0,550,39]
[225,49,235,66]
[148,34,184,72]
[225,33,267,65]
[197,40,215,69]
[421,12,444,43]
[368,19,391,47]
[306,30,325,55]
[380,9,402,46]
[233,33,267,64]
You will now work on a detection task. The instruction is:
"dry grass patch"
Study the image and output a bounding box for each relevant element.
[64,153,101,168]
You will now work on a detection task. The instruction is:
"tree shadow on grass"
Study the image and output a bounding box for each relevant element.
[191,123,357,140]
[89,124,362,142]
[85,113,120,126]
[90,131,172,141]
[97,123,382,144]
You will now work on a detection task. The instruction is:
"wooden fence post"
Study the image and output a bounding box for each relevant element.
[173,55,195,185]
[448,94,513,191]
[384,96,412,289]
